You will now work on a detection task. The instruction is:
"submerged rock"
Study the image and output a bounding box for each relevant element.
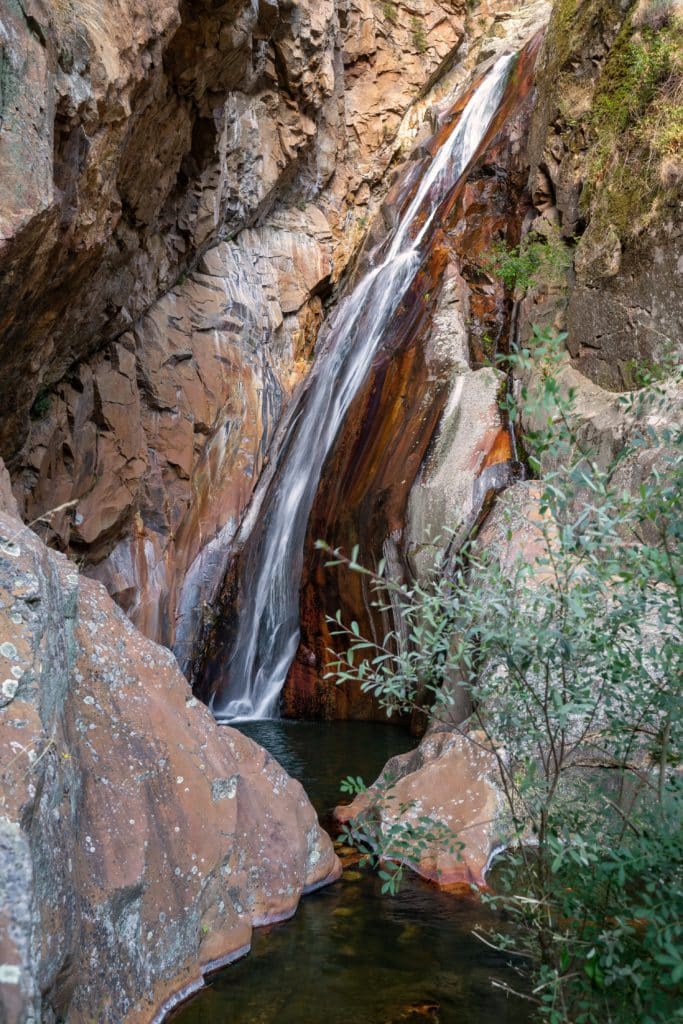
[0,487,339,1024]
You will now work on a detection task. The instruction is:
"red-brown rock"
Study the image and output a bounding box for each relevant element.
[281,30,543,719]
[334,729,501,888]
[0,496,339,1024]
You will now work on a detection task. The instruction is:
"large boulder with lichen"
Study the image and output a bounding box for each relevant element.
[0,476,339,1024]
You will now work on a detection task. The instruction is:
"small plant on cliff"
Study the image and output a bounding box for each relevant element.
[323,329,683,1023]
[622,338,680,390]
[484,229,572,295]
[30,387,52,420]
[382,1,398,25]
[411,16,428,54]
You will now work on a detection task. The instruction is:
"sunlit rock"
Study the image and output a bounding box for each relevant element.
[335,729,502,888]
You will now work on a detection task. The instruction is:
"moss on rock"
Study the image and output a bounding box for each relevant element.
[581,10,683,239]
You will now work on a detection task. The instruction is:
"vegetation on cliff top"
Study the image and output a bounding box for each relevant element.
[582,4,683,237]
[542,0,683,242]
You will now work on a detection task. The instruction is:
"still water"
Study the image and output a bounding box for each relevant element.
[171,721,529,1024]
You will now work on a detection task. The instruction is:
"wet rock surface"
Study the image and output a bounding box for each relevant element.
[13,209,332,663]
[280,28,543,720]
[0,493,338,1024]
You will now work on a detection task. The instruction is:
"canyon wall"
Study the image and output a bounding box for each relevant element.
[330,0,683,884]
[1,6,489,1016]
[3,0,459,454]
[3,0,469,659]
[294,0,682,725]
[0,6,547,1017]
[4,7,679,1024]
[283,26,545,719]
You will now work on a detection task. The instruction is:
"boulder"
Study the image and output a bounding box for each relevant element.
[0,496,339,1024]
[335,728,502,889]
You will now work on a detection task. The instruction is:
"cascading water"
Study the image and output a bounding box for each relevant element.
[213,53,516,722]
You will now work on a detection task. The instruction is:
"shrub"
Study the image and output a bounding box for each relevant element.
[323,330,683,1023]
[484,229,572,295]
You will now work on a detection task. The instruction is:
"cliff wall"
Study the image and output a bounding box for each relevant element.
[333,0,683,884]
[3,0,473,653]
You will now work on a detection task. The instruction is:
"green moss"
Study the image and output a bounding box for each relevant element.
[482,332,496,362]
[582,13,683,238]
[589,20,681,155]
[30,388,52,420]
[527,0,625,181]
[538,2,682,245]
[543,0,623,84]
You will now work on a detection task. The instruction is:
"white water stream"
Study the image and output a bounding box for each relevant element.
[213,53,516,721]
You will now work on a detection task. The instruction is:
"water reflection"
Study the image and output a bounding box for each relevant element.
[239,720,414,817]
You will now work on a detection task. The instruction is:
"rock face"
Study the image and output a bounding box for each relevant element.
[1,0,466,458]
[526,0,683,389]
[339,0,683,891]
[6,0,469,652]
[277,27,544,719]
[0,493,339,1024]
[13,209,332,666]
[3,1,556,691]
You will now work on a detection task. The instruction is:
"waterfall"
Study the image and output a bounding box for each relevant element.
[212,53,516,722]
